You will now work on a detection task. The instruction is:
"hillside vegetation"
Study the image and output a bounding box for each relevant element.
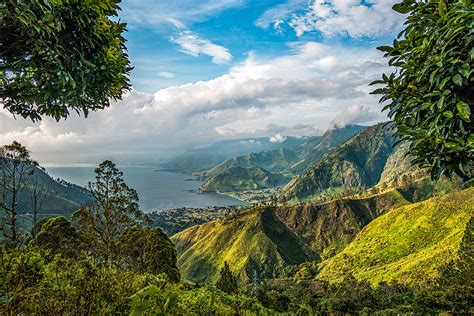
[318,189,474,286]
[171,208,311,283]
[172,179,449,283]
[19,167,91,215]
[200,166,288,192]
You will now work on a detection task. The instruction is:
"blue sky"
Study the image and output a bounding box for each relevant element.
[1,0,405,164]
[121,0,400,93]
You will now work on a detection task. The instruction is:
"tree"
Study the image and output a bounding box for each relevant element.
[28,175,50,242]
[0,141,37,243]
[0,0,132,121]
[119,226,180,282]
[216,261,238,294]
[72,160,146,266]
[371,0,473,182]
[36,216,81,258]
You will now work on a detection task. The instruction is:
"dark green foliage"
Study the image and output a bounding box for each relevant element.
[0,0,132,121]
[72,160,146,266]
[371,0,473,182]
[216,261,238,294]
[119,226,180,282]
[35,216,80,258]
[0,248,268,314]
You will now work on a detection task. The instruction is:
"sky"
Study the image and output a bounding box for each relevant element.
[0,0,405,165]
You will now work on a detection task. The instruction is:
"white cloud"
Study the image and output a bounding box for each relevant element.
[255,0,306,31]
[158,71,176,78]
[330,104,385,128]
[170,30,233,64]
[269,134,287,143]
[257,0,403,38]
[0,42,388,165]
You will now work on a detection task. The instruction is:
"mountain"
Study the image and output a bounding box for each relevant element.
[282,124,395,203]
[317,188,474,286]
[378,142,425,187]
[16,167,91,216]
[202,125,365,180]
[171,207,311,283]
[172,180,447,283]
[162,136,309,173]
[1,165,92,237]
[200,166,288,192]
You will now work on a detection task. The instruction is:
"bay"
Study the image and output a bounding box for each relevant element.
[46,166,246,212]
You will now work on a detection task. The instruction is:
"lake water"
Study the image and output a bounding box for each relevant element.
[46,166,246,212]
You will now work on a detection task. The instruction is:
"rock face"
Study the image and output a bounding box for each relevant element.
[282,124,395,202]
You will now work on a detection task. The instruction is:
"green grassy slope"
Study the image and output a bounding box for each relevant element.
[276,189,410,259]
[171,208,311,283]
[317,188,474,286]
[173,180,456,284]
[282,124,394,203]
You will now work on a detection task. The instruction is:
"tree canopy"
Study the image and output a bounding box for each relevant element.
[371,0,473,182]
[0,0,132,121]
[72,160,146,266]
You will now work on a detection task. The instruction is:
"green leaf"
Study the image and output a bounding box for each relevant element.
[457,101,471,120]
[459,63,470,78]
[443,111,453,118]
[438,0,446,17]
[453,74,463,86]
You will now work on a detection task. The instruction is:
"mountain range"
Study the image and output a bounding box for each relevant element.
[162,136,310,173]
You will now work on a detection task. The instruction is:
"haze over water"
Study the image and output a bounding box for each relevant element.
[46,166,246,212]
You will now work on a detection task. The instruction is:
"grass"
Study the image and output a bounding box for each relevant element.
[317,188,474,286]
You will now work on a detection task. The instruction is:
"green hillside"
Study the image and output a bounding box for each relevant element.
[173,179,456,284]
[171,208,310,283]
[317,189,474,286]
[200,166,288,192]
[282,124,394,203]
[275,189,410,259]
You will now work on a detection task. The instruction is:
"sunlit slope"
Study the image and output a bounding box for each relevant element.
[317,189,474,286]
[275,188,410,258]
[171,208,310,283]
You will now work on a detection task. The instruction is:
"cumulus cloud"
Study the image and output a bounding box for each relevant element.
[0,42,388,165]
[170,30,233,64]
[330,104,385,128]
[257,0,403,38]
[269,134,287,143]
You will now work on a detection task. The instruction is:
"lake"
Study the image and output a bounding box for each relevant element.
[46,166,246,212]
